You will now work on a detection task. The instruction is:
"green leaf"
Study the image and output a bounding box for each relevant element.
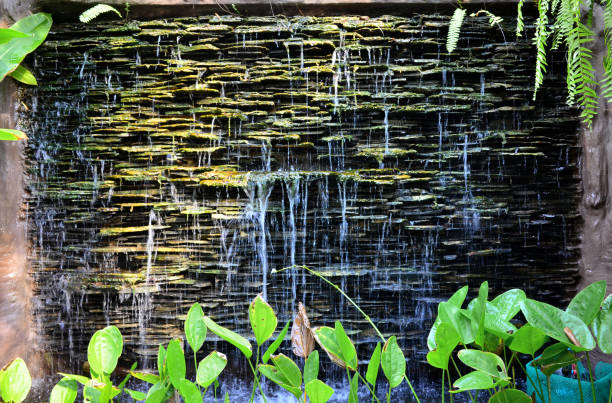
[533,342,579,377]
[594,294,612,353]
[79,4,122,23]
[334,321,358,371]
[0,128,27,141]
[426,322,460,370]
[483,305,517,341]
[196,351,227,388]
[0,28,28,45]
[145,382,168,403]
[271,354,302,388]
[0,358,31,403]
[157,345,166,379]
[488,388,532,403]
[304,350,319,384]
[9,65,36,85]
[508,324,549,355]
[224,392,230,403]
[566,280,606,325]
[305,379,334,403]
[427,285,468,350]
[57,373,91,386]
[491,289,525,321]
[365,342,381,385]
[471,281,489,347]
[204,316,252,359]
[381,336,405,389]
[348,372,359,403]
[49,377,77,403]
[521,299,595,351]
[0,13,52,82]
[87,326,123,377]
[249,294,278,346]
[439,302,474,345]
[185,303,207,354]
[457,349,507,380]
[263,320,290,364]
[125,389,146,401]
[83,384,101,403]
[313,326,345,368]
[129,371,160,385]
[452,371,494,392]
[178,379,201,403]
[166,339,186,389]
[258,365,302,400]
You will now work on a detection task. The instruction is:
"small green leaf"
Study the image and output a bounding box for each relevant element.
[305,379,334,403]
[196,351,227,388]
[427,285,468,350]
[532,342,579,376]
[348,372,359,403]
[470,281,489,348]
[452,371,494,392]
[381,336,405,389]
[224,392,230,403]
[263,321,290,364]
[594,294,612,353]
[145,381,169,403]
[304,350,319,384]
[567,281,606,325]
[313,326,345,368]
[509,324,549,355]
[87,326,123,377]
[49,377,77,403]
[0,128,27,141]
[125,388,146,401]
[365,342,381,385]
[249,294,278,346]
[271,354,302,388]
[130,371,160,385]
[157,345,166,379]
[166,339,186,389]
[185,303,207,354]
[258,365,302,400]
[426,322,460,370]
[204,316,252,359]
[178,379,201,403]
[457,349,507,380]
[491,289,526,321]
[334,321,358,371]
[488,388,532,403]
[57,373,90,386]
[0,358,31,403]
[439,302,474,345]
[9,65,37,85]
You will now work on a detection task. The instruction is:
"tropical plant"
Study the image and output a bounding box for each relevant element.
[0,358,32,403]
[0,13,52,140]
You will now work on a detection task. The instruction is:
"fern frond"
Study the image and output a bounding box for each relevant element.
[471,10,503,26]
[516,0,526,37]
[600,0,612,101]
[79,4,122,24]
[446,8,466,53]
[533,0,550,99]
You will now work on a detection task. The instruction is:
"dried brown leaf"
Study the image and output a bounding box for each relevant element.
[291,302,314,358]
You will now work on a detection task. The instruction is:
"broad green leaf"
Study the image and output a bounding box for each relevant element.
[178,379,201,403]
[263,320,290,364]
[313,326,345,368]
[0,128,27,141]
[427,285,468,350]
[166,339,186,389]
[566,280,606,325]
[129,371,160,385]
[0,358,31,403]
[125,389,146,401]
[488,388,532,403]
[365,342,381,385]
[271,354,302,388]
[157,345,166,379]
[457,349,507,380]
[83,385,101,403]
[532,342,579,376]
[0,29,28,45]
[381,336,405,389]
[304,350,319,384]
[305,379,334,403]
[0,13,52,82]
[249,294,278,346]
[426,322,460,370]
[9,65,36,85]
[483,304,517,341]
[334,321,358,371]
[521,299,595,351]
[594,294,612,353]
[196,351,227,388]
[348,372,359,403]
[439,302,474,345]
[258,365,302,400]
[452,371,494,392]
[509,324,549,355]
[184,303,207,354]
[49,377,77,403]
[87,326,123,377]
[57,373,90,386]
[145,382,168,403]
[491,289,526,321]
[204,316,252,359]
[470,281,489,347]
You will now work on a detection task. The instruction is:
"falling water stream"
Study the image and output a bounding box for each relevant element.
[24,14,580,400]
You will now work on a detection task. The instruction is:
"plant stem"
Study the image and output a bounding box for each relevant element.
[446,367,454,403]
[442,370,445,403]
[547,376,552,403]
[531,354,547,402]
[576,359,585,403]
[608,374,612,403]
[387,385,391,403]
[515,358,546,403]
[355,372,382,403]
[248,359,267,403]
[450,356,475,403]
[586,352,598,403]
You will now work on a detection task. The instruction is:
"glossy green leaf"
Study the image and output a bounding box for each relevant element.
[471,281,489,347]
[521,299,595,351]
[263,320,290,364]
[258,365,302,400]
[488,388,532,403]
[427,285,468,350]
[566,280,606,325]
[129,371,160,385]
[365,342,381,385]
[57,373,90,386]
[381,336,405,389]
[83,384,101,403]
[249,294,278,346]
[184,303,207,354]
[426,322,460,370]
[0,358,31,403]
[533,342,579,376]
[9,65,36,85]
[196,351,227,388]
[483,307,517,341]
[166,339,186,388]
[204,316,252,359]
[348,372,359,403]
[178,379,201,403]
[305,379,334,403]
[304,350,319,384]
[457,349,507,380]
[49,377,77,403]
[0,29,28,45]
[594,294,612,353]
[509,324,549,355]
[491,289,526,321]
[0,13,52,82]
[439,302,475,345]
[87,326,123,376]
[125,389,146,401]
[157,345,166,379]
[145,382,168,403]
[313,326,345,368]
[271,354,302,388]
[0,128,27,141]
[334,321,358,371]
[452,370,494,392]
